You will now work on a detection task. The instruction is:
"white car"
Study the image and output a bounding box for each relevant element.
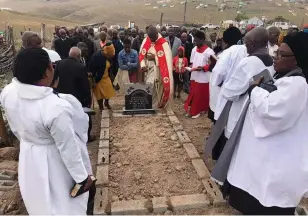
[201,23,220,30]
[273,22,297,30]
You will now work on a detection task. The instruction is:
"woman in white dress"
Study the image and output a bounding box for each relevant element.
[0,48,93,215]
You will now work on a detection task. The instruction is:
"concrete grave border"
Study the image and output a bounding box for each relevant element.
[94,109,225,215]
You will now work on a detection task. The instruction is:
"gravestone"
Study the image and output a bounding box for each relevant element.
[123,83,156,115]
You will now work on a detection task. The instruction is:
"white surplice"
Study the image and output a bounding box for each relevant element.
[0,78,89,215]
[58,93,92,175]
[220,56,274,138]
[211,45,247,120]
[227,75,308,207]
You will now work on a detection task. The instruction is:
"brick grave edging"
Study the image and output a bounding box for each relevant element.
[94,109,225,215]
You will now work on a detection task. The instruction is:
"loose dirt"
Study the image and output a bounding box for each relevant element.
[109,115,204,202]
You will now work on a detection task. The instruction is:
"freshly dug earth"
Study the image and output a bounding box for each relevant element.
[109,116,204,202]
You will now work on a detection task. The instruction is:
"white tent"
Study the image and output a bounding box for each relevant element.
[247,17,264,26]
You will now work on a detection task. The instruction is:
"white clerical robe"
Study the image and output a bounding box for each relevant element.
[59,93,92,175]
[0,78,89,215]
[268,42,278,59]
[139,35,173,108]
[211,45,247,120]
[221,56,274,138]
[228,75,308,207]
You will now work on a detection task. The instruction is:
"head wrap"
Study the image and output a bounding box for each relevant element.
[102,41,115,59]
[283,32,308,75]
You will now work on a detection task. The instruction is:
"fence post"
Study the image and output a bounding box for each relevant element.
[9,26,16,55]
[41,23,46,47]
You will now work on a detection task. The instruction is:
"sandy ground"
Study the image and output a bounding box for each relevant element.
[109,116,204,202]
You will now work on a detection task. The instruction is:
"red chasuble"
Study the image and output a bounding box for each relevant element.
[139,37,171,108]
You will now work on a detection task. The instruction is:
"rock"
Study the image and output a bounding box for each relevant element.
[113,142,122,148]
[154,178,159,183]
[163,138,167,141]
[123,160,130,166]
[112,195,119,202]
[166,169,172,174]
[116,162,122,168]
[119,195,124,200]
[122,147,130,152]
[134,171,142,180]
[175,165,183,171]
[0,147,18,161]
[134,195,143,200]
[110,181,119,188]
[170,134,178,141]
[159,132,166,137]
[175,143,181,148]
[164,210,173,215]
[110,136,114,142]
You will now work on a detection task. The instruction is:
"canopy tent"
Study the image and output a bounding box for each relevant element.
[247,17,264,26]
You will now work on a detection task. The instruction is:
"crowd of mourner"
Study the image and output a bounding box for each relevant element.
[1,20,308,215]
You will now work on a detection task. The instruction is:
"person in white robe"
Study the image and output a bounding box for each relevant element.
[209,27,246,160]
[226,31,308,215]
[184,30,215,119]
[0,48,93,215]
[209,26,245,123]
[205,27,275,163]
[267,26,280,59]
[139,26,173,108]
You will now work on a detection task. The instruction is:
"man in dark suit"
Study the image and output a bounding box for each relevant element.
[181,32,194,94]
[181,26,193,44]
[55,47,95,142]
[111,29,124,80]
[73,28,95,60]
[54,29,73,59]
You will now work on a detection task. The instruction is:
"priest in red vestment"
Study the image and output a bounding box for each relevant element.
[184,30,215,119]
[139,26,173,108]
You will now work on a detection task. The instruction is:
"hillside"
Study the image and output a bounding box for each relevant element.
[0,10,80,41]
[1,0,307,28]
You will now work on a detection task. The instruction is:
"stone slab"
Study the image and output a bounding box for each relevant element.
[0,180,17,191]
[101,118,110,128]
[101,110,110,118]
[0,170,16,180]
[168,115,180,125]
[100,128,109,140]
[166,109,175,116]
[169,194,210,211]
[94,187,109,215]
[111,199,149,215]
[183,143,201,159]
[152,197,168,214]
[97,148,109,165]
[173,124,184,132]
[96,165,109,186]
[99,140,109,149]
[112,112,133,118]
[191,159,211,179]
[177,131,191,143]
[202,179,225,206]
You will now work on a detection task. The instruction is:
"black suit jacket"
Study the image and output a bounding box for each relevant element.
[54,38,74,59]
[183,41,194,63]
[55,57,91,107]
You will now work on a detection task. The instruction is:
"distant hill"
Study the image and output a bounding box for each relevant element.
[1,0,307,28]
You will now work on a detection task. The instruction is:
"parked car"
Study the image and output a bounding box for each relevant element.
[273,22,297,30]
[200,23,220,30]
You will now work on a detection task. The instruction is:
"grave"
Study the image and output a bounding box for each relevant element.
[123,83,156,115]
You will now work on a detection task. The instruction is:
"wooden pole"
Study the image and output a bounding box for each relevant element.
[160,13,164,27]
[184,0,187,24]
[9,26,16,55]
[41,23,46,47]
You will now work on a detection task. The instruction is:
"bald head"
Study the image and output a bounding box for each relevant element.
[268,26,280,45]
[181,32,188,43]
[69,47,81,60]
[21,31,42,48]
[244,27,269,54]
[148,26,158,42]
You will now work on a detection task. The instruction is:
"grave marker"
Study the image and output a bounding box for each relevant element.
[123,83,155,115]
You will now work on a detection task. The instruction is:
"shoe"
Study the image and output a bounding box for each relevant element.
[191,113,201,119]
[87,135,96,143]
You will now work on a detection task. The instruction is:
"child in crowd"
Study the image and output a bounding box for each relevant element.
[173,46,188,98]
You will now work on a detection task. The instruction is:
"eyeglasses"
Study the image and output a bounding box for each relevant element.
[274,51,294,60]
